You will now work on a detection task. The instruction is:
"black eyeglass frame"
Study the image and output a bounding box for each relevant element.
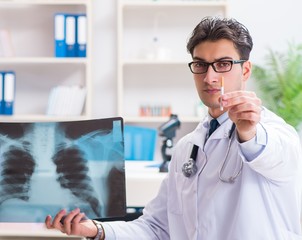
[188,60,247,74]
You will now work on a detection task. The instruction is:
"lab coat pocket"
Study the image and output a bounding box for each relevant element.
[168,172,185,215]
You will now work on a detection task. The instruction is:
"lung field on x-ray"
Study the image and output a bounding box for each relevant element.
[53,146,101,216]
[0,146,35,204]
[0,123,35,206]
[0,118,125,222]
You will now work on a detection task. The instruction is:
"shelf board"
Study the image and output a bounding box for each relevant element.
[121,0,228,8]
[123,115,203,123]
[0,0,89,5]
[0,114,90,122]
[0,57,88,64]
[122,59,190,66]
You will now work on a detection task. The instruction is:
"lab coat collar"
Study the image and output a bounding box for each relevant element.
[190,113,234,147]
[208,111,229,126]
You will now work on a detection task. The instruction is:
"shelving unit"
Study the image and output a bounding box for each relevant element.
[117,0,228,126]
[0,0,92,122]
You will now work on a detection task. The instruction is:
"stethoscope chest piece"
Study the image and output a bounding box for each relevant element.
[181,123,241,183]
[182,158,197,177]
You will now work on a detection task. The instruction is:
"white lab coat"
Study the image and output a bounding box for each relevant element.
[102,108,302,240]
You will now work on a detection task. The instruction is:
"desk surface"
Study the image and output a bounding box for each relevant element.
[125,161,167,207]
[0,223,83,239]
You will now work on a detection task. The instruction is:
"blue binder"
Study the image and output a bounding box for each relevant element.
[76,14,87,57]
[3,71,15,115]
[54,14,66,57]
[65,14,76,57]
[0,72,4,114]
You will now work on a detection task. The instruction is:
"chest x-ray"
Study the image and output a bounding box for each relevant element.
[0,117,126,222]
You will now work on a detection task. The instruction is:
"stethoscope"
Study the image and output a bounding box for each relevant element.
[181,123,243,183]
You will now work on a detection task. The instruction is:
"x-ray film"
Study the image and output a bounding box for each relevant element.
[0,117,126,222]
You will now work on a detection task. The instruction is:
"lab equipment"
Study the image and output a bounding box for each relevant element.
[158,114,181,172]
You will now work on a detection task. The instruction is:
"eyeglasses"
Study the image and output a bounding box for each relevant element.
[188,60,247,74]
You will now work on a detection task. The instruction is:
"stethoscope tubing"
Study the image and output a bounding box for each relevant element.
[182,123,242,183]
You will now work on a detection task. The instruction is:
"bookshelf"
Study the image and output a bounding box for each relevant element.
[117,0,228,147]
[0,0,92,122]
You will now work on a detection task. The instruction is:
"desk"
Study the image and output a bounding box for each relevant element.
[0,161,166,239]
[125,161,167,207]
[0,223,83,239]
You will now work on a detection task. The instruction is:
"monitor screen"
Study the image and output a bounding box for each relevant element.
[0,117,126,222]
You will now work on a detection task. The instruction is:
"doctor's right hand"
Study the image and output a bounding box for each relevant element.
[45,208,98,238]
[221,90,262,142]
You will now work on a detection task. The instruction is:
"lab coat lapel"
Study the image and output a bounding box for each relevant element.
[209,119,234,140]
[190,121,207,148]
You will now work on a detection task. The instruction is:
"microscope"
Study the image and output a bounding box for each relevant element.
[158,114,181,172]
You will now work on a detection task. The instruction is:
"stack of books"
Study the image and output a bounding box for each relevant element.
[0,29,14,57]
[46,85,86,116]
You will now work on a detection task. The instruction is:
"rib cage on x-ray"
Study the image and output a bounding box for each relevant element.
[0,118,125,222]
[53,146,101,216]
[0,145,35,204]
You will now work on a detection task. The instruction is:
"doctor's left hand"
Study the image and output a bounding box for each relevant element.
[45,208,98,238]
[221,90,262,142]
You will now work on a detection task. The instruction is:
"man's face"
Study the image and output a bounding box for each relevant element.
[192,39,251,118]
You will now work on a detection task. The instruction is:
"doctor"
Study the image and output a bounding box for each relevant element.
[45,17,302,239]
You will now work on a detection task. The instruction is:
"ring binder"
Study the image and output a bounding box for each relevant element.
[3,71,15,115]
[54,14,66,57]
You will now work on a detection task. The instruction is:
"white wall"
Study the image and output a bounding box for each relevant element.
[91,1,117,118]
[91,0,302,118]
[228,0,302,64]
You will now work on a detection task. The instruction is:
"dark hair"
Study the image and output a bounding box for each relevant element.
[187,17,253,60]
